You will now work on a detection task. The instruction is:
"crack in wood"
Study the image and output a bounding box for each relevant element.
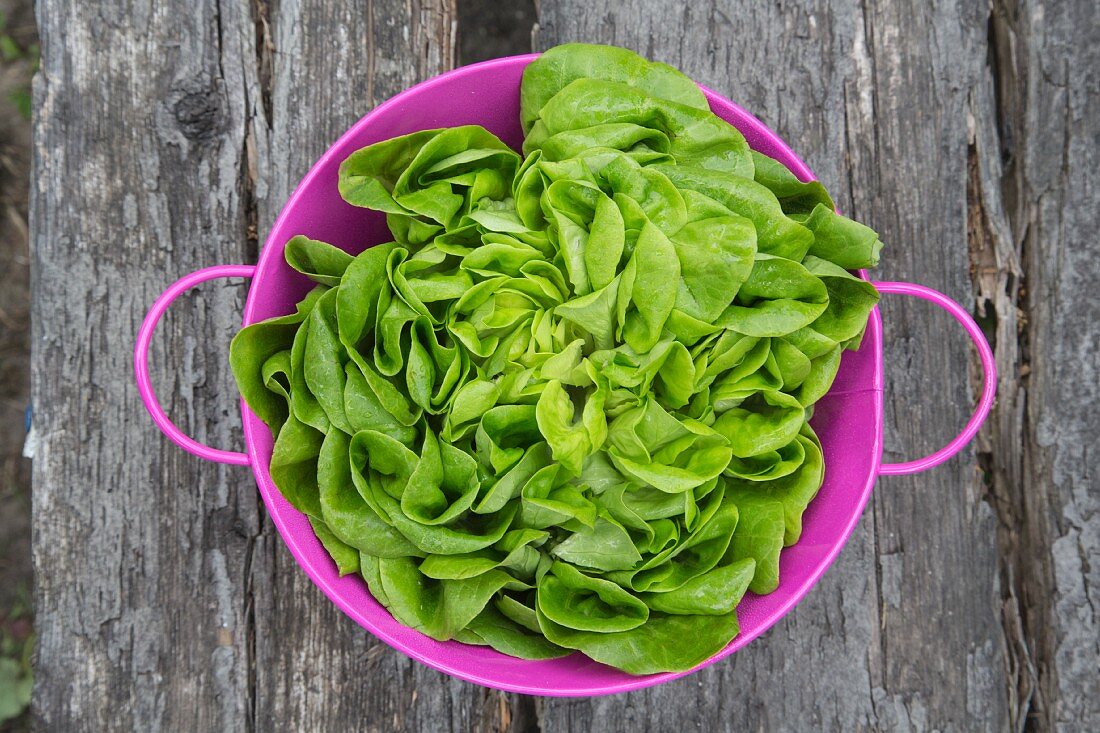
[970,1,1034,728]
[251,0,274,128]
[967,125,1035,732]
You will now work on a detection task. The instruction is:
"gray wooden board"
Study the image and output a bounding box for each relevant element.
[533,1,1004,729]
[246,2,512,731]
[532,1,1098,730]
[971,1,1100,729]
[31,0,260,729]
[28,0,501,730]
[29,0,1097,730]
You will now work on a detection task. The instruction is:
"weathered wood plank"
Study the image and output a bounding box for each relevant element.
[1014,0,1100,721]
[242,2,514,731]
[30,0,261,730]
[533,1,1009,729]
[851,3,1010,728]
[29,1,507,730]
[970,1,1100,729]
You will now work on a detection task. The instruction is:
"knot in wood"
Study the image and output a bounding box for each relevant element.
[171,79,226,142]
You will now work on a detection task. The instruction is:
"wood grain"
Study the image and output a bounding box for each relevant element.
[970,1,1100,729]
[533,0,1008,729]
[29,1,482,731]
[30,0,1097,730]
[30,0,260,729]
[243,2,507,731]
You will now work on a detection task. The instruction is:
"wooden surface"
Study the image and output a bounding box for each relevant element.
[29,0,1097,730]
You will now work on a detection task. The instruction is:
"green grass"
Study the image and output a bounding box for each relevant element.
[0,582,32,726]
[0,10,36,121]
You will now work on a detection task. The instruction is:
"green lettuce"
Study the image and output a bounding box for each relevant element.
[230,43,882,674]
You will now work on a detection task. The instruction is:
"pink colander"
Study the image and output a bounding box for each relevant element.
[134,55,996,696]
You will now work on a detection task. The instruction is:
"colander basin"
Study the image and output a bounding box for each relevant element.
[134,54,996,696]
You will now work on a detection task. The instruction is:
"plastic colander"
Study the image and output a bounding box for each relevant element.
[134,54,996,696]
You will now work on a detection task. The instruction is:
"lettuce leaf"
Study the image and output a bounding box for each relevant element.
[230,42,883,675]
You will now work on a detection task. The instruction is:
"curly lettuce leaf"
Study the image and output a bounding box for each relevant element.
[230,42,884,676]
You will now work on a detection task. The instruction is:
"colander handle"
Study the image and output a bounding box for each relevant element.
[134,265,255,466]
[872,281,996,476]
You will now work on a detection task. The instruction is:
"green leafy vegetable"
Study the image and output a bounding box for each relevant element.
[231,43,882,674]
